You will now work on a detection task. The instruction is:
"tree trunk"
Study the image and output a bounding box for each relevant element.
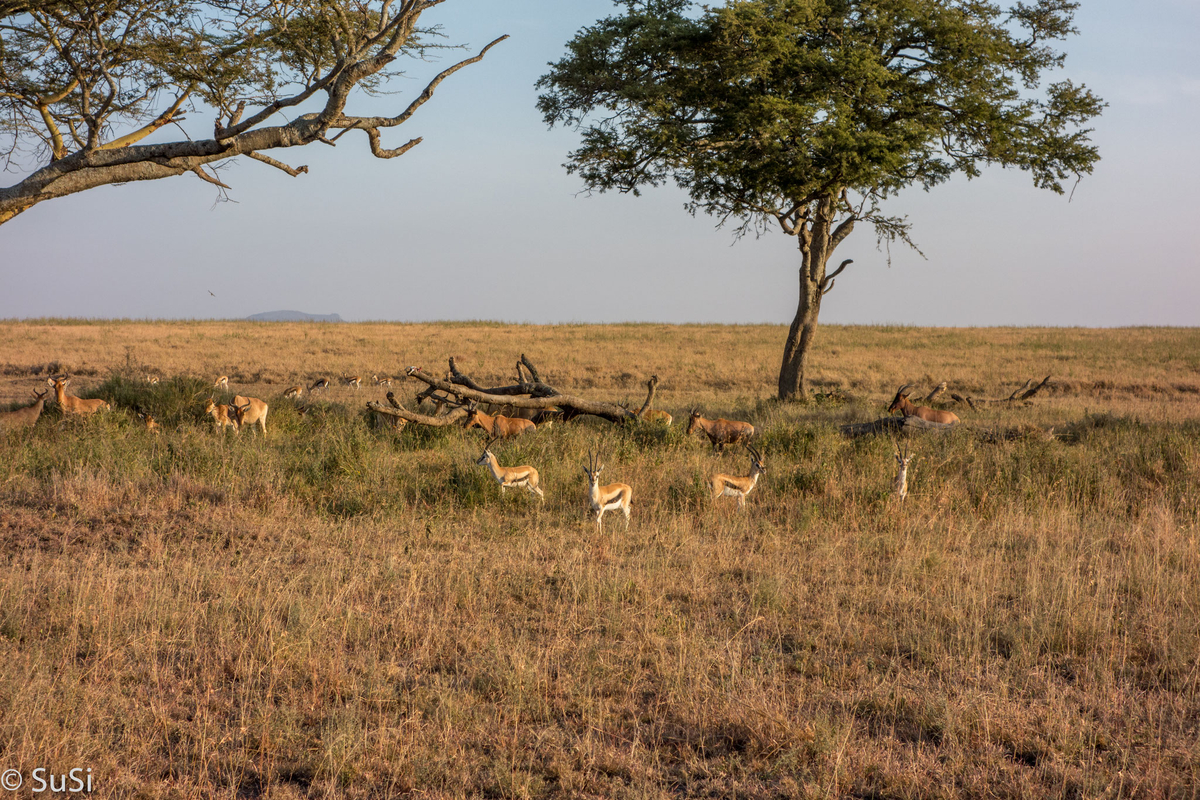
[777,261,823,400]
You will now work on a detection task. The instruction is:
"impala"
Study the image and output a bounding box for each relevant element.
[309,377,331,393]
[892,437,913,501]
[283,385,304,399]
[686,410,755,451]
[214,375,229,390]
[232,394,269,436]
[476,438,544,500]
[710,444,766,510]
[0,389,49,430]
[583,451,632,533]
[464,405,535,438]
[204,397,239,433]
[47,376,110,416]
[888,385,960,425]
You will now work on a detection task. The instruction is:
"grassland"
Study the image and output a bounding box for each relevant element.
[1,320,1198,799]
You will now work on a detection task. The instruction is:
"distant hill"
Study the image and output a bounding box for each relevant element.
[246,310,343,323]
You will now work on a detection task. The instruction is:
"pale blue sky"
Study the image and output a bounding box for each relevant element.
[1,0,1197,326]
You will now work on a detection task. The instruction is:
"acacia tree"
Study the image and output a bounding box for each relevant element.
[538,0,1103,400]
[0,1,506,225]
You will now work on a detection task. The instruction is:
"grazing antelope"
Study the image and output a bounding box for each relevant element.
[686,410,755,452]
[888,385,960,425]
[464,405,536,438]
[232,394,268,436]
[136,407,161,434]
[47,376,110,416]
[309,377,330,393]
[204,397,239,433]
[476,438,544,500]
[373,374,393,388]
[342,373,362,390]
[283,385,304,399]
[710,443,767,510]
[583,451,632,533]
[0,389,49,430]
[892,437,913,501]
[214,375,229,390]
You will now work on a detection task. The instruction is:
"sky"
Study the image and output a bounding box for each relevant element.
[1,0,1197,326]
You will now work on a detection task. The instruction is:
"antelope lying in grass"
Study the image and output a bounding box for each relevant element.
[0,389,49,430]
[465,405,536,438]
[136,407,161,434]
[47,376,110,416]
[476,438,544,500]
[204,397,239,433]
[583,450,632,533]
[309,378,330,393]
[283,385,304,399]
[892,437,913,501]
[710,443,766,510]
[888,385,960,425]
[687,410,755,451]
[232,395,268,436]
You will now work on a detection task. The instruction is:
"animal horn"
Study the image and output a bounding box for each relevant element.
[897,384,914,397]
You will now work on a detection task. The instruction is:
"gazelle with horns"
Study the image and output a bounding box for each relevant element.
[892,436,913,501]
[475,437,544,500]
[342,373,362,390]
[710,443,767,510]
[888,384,959,425]
[309,377,330,393]
[583,451,632,533]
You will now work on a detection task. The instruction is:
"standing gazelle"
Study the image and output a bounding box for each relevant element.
[47,376,110,416]
[476,438,544,500]
[214,375,229,390]
[892,436,913,501]
[342,373,362,390]
[583,450,632,533]
[309,378,330,393]
[710,443,767,510]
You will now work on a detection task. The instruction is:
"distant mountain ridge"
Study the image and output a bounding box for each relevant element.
[247,310,343,322]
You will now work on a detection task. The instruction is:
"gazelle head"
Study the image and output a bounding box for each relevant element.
[888,384,914,413]
[892,435,913,500]
[475,436,499,466]
[746,442,766,476]
[583,450,604,487]
[203,396,218,414]
[893,436,913,471]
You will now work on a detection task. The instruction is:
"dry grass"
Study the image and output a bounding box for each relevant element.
[1,320,1198,798]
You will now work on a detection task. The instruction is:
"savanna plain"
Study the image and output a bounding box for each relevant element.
[1,320,1199,799]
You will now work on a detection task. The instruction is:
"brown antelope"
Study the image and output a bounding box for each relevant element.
[145,375,160,385]
[476,438,544,500]
[283,385,304,399]
[583,451,632,533]
[892,437,913,501]
[686,410,755,451]
[710,444,767,510]
[204,397,239,433]
[342,373,362,390]
[645,409,673,425]
[47,376,110,416]
[136,407,161,434]
[214,375,229,390]
[888,385,960,425]
[373,374,393,388]
[232,395,268,436]
[464,405,536,438]
[309,377,330,393]
[0,389,49,430]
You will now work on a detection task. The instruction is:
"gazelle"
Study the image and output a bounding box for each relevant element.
[710,443,766,510]
[309,377,330,393]
[687,410,755,452]
[583,451,632,533]
[47,376,110,416]
[232,394,268,436]
[0,389,49,430]
[373,374,393,388]
[465,405,535,438]
[145,375,160,385]
[342,373,362,390]
[136,407,161,434]
[645,409,673,425]
[888,385,960,425]
[214,375,229,390]
[475,438,544,500]
[283,385,304,399]
[892,436,913,501]
[204,397,239,433]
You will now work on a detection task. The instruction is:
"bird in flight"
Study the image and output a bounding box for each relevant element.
[208,290,216,297]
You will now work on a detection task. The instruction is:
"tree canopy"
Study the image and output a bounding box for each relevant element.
[539,0,1104,399]
[0,0,505,225]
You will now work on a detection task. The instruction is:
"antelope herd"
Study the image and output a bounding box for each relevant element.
[2,371,962,521]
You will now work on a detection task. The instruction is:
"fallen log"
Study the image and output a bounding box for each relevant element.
[840,415,957,438]
[402,365,638,424]
[950,376,1053,408]
[367,395,470,427]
